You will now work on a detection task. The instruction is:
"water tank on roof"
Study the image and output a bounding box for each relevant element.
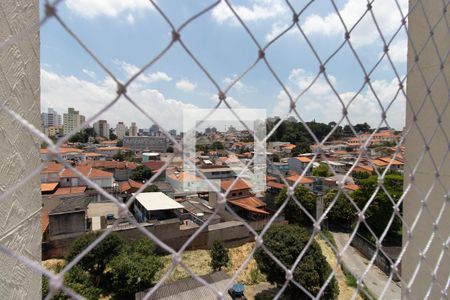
[142,152,160,162]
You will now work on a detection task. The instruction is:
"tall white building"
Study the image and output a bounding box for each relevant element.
[63,107,81,135]
[115,122,126,140]
[93,120,110,138]
[130,122,138,137]
[41,107,61,128]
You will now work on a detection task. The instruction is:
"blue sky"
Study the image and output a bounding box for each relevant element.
[41,0,408,132]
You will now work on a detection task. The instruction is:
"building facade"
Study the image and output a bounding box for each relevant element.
[63,107,81,135]
[93,119,110,138]
[130,122,138,136]
[123,136,167,152]
[115,121,126,140]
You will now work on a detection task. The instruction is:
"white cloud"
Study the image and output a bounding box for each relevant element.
[223,75,248,92]
[126,13,135,24]
[301,0,408,48]
[212,0,288,25]
[65,0,151,19]
[82,69,96,79]
[114,60,172,84]
[176,79,197,92]
[41,68,196,131]
[272,68,405,130]
[386,38,408,64]
[265,22,292,41]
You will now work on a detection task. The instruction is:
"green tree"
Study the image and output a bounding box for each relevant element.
[113,150,136,162]
[109,128,117,140]
[130,165,152,182]
[116,140,123,147]
[313,163,330,177]
[352,174,403,245]
[275,186,317,226]
[108,239,162,299]
[352,171,370,184]
[210,240,230,271]
[212,141,224,150]
[66,232,122,287]
[42,266,102,300]
[255,225,339,299]
[323,189,356,226]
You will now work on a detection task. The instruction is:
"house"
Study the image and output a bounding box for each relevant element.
[41,182,59,194]
[119,179,143,194]
[288,156,312,175]
[377,156,404,171]
[143,160,166,181]
[48,196,89,240]
[220,179,270,219]
[59,166,114,188]
[132,192,184,223]
[83,160,137,181]
[95,146,123,157]
[40,147,85,162]
[285,174,315,189]
[220,179,253,200]
[352,164,374,174]
[41,162,65,183]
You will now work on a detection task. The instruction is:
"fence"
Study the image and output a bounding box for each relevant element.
[0,0,449,299]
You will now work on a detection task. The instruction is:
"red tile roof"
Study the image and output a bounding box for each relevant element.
[221,179,251,192]
[143,161,166,173]
[229,197,269,215]
[42,162,64,173]
[41,182,59,192]
[286,174,314,184]
[296,156,312,163]
[54,186,87,195]
[266,181,286,190]
[119,179,144,193]
[60,166,113,178]
[344,184,360,191]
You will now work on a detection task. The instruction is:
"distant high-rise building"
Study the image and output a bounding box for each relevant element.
[149,124,159,136]
[79,114,86,127]
[115,122,126,140]
[41,107,61,128]
[63,107,81,135]
[130,122,138,137]
[93,120,110,138]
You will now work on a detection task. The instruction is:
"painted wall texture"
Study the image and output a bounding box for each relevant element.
[0,0,41,298]
[404,0,450,298]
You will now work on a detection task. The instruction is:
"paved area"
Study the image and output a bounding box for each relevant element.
[333,232,401,300]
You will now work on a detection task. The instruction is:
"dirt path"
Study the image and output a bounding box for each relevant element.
[316,238,363,300]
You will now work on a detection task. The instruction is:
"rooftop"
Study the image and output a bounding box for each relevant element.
[221,179,251,192]
[134,192,184,211]
[49,196,90,215]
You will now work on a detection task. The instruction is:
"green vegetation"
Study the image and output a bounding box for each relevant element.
[116,140,123,147]
[113,150,136,162]
[209,240,230,271]
[352,174,403,245]
[275,186,316,226]
[313,163,331,177]
[43,233,162,299]
[130,165,152,182]
[68,128,96,143]
[323,189,357,226]
[255,224,339,299]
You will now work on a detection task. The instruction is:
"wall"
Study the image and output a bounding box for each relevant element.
[0,0,41,298]
[404,0,450,298]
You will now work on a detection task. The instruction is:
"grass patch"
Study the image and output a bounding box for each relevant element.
[318,230,338,252]
[345,271,357,288]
